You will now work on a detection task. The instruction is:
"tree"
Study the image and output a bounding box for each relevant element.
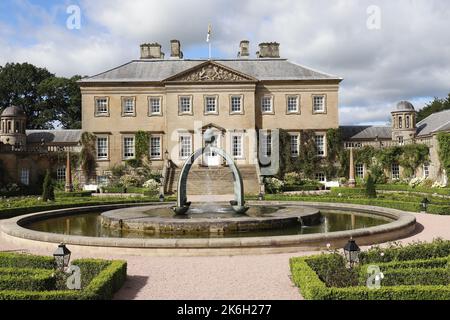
[0,63,82,129]
[365,174,377,199]
[417,94,450,122]
[42,170,55,202]
[37,75,82,129]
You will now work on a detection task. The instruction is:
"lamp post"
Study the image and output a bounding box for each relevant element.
[344,238,360,268]
[53,243,71,271]
[421,198,430,213]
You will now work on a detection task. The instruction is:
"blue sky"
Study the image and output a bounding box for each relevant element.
[1,0,449,125]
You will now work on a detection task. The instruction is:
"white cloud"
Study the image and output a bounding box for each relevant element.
[1,0,449,125]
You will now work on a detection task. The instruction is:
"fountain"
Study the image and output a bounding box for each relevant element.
[0,130,417,253]
[172,128,249,215]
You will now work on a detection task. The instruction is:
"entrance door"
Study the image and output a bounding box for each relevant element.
[205,134,221,166]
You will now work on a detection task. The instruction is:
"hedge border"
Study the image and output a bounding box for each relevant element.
[290,255,450,300]
[0,253,127,300]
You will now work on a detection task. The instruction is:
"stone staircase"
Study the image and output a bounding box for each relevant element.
[165,165,260,195]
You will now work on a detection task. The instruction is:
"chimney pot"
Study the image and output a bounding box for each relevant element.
[257,42,280,58]
[238,40,250,58]
[140,42,164,59]
[170,40,183,59]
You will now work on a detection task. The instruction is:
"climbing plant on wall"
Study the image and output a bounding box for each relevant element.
[437,133,450,179]
[135,130,150,164]
[79,132,97,182]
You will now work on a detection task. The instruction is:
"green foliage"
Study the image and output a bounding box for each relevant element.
[0,196,166,219]
[398,144,430,178]
[0,253,55,269]
[0,268,56,291]
[417,94,450,122]
[365,174,377,198]
[437,133,450,180]
[0,63,81,129]
[359,239,450,264]
[42,170,55,202]
[0,253,127,300]
[79,132,97,181]
[37,75,82,129]
[135,131,150,163]
[259,193,450,215]
[290,240,450,300]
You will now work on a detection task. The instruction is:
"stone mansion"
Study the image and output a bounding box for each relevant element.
[0,40,449,194]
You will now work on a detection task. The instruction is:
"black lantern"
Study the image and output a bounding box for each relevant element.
[344,238,360,268]
[53,243,71,271]
[421,198,430,212]
[159,194,165,202]
[258,193,264,201]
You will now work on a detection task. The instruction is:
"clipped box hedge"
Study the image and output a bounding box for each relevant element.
[290,240,450,300]
[0,268,56,291]
[0,253,127,300]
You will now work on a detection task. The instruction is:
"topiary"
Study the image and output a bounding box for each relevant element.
[366,174,377,199]
[42,170,55,202]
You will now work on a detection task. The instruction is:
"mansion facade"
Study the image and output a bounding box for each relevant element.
[0,40,449,194]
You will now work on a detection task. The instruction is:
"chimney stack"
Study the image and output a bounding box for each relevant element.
[238,40,250,58]
[140,43,164,59]
[257,42,280,58]
[170,40,183,59]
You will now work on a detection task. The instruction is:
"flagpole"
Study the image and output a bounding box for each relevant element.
[209,42,211,60]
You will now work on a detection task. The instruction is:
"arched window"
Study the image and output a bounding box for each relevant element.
[398,116,403,129]
[406,116,410,129]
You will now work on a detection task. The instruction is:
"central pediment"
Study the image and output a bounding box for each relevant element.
[164,61,257,83]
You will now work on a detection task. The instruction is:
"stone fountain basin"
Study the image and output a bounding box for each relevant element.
[100,204,321,234]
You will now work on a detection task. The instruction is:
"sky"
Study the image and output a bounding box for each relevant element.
[0,0,449,125]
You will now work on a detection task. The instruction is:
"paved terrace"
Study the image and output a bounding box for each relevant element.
[0,212,449,300]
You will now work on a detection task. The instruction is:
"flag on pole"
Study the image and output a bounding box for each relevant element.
[206,24,212,43]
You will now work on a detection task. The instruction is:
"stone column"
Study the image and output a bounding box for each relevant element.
[65,150,73,193]
[348,147,356,188]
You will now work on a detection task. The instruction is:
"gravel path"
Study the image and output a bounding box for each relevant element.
[1,212,449,300]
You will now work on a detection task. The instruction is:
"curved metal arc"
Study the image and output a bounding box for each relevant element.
[176,146,245,209]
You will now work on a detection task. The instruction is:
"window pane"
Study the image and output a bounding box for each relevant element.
[232,135,243,158]
[356,164,364,178]
[391,164,400,179]
[96,98,108,114]
[205,97,216,113]
[231,96,242,113]
[287,96,298,112]
[150,98,161,114]
[123,98,134,114]
[150,136,161,159]
[315,135,325,156]
[180,135,192,158]
[180,97,191,113]
[261,97,272,113]
[290,135,299,157]
[97,137,108,159]
[123,137,135,159]
[57,167,66,183]
[313,96,325,112]
[20,168,29,186]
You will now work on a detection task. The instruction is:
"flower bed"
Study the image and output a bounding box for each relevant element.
[290,240,450,300]
[0,253,127,300]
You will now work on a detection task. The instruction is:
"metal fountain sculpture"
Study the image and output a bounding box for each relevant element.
[172,128,249,215]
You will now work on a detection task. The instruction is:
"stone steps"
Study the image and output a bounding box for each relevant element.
[165,165,260,195]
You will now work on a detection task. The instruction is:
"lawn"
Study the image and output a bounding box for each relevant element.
[0,194,175,219]
[290,239,450,300]
[251,187,450,215]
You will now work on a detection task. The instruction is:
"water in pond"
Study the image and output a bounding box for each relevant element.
[26,210,393,239]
